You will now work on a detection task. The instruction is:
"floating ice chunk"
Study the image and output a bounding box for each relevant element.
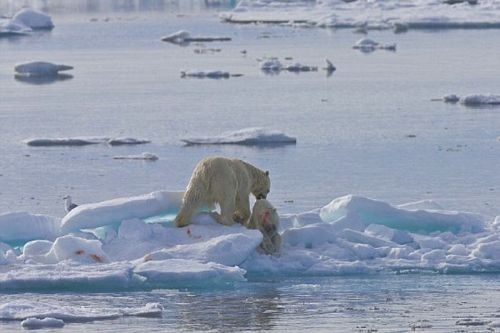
[353,38,396,52]
[107,137,151,145]
[11,9,54,30]
[182,127,297,146]
[24,137,108,146]
[0,20,31,37]
[162,30,231,44]
[284,63,318,72]
[123,303,163,318]
[0,262,134,292]
[319,195,485,234]
[460,94,500,106]
[0,212,60,244]
[260,57,283,72]
[180,70,232,79]
[113,152,159,161]
[61,191,183,233]
[442,94,460,103]
[15,61,73,77]
[134,259,246,287]
[21,317,65,329]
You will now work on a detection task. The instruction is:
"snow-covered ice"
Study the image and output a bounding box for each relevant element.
[113,152,159,161]
[15,62,73,77]
[162,30,231,45]
[182,127,297,146]
[221,0,500,31]
[0,190,498,297]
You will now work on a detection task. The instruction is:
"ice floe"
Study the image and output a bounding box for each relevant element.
[221,0,500,31]
[0,301,163,323]
[460,94,500,106]
[353,38,396,52]
[24,137,150,147]
[435,94,500,106]
[180,70,239,79]
[11,9,54,30]
[260,57,334,74]
[0,191,499,294]
[181,127,297,146]
[162,30,231,45]
[15,61,73,77]
[113,152,159,161]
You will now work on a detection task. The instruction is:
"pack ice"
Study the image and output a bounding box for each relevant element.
[0,190,498,289]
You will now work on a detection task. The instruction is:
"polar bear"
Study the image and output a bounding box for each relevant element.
[247,199,281,255]
[174,156,270,227]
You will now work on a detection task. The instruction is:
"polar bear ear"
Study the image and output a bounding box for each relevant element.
[265,170,269,176]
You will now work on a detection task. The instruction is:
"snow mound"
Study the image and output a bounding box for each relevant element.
[460,94,500,106]
[161,30,231,44]
[113,152,159,161]
[61,191,183,233]
[182,127,297,146]
[15,62,73,77]
[11,9,54,30]
[0,212,60,244]
[319,195,485,234]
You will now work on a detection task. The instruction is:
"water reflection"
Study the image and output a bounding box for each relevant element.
[0,0,237,14]
[14,73,74,85]
[174,287,282,331]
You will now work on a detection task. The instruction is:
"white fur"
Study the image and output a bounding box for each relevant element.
[175,156,270,227]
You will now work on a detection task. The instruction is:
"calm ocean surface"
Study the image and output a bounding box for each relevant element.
[0,1,499,331]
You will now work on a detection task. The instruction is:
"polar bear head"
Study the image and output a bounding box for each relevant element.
[252,170,270,200]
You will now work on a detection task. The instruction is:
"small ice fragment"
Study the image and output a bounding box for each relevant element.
[21,317,65,329]
[443,94,460,103]
[15,61,73,77]
[113,152,159,161]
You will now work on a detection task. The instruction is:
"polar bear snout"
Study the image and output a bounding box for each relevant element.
[256,193,267,200]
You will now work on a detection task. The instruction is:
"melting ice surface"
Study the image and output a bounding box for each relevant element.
[221,0,500,30]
